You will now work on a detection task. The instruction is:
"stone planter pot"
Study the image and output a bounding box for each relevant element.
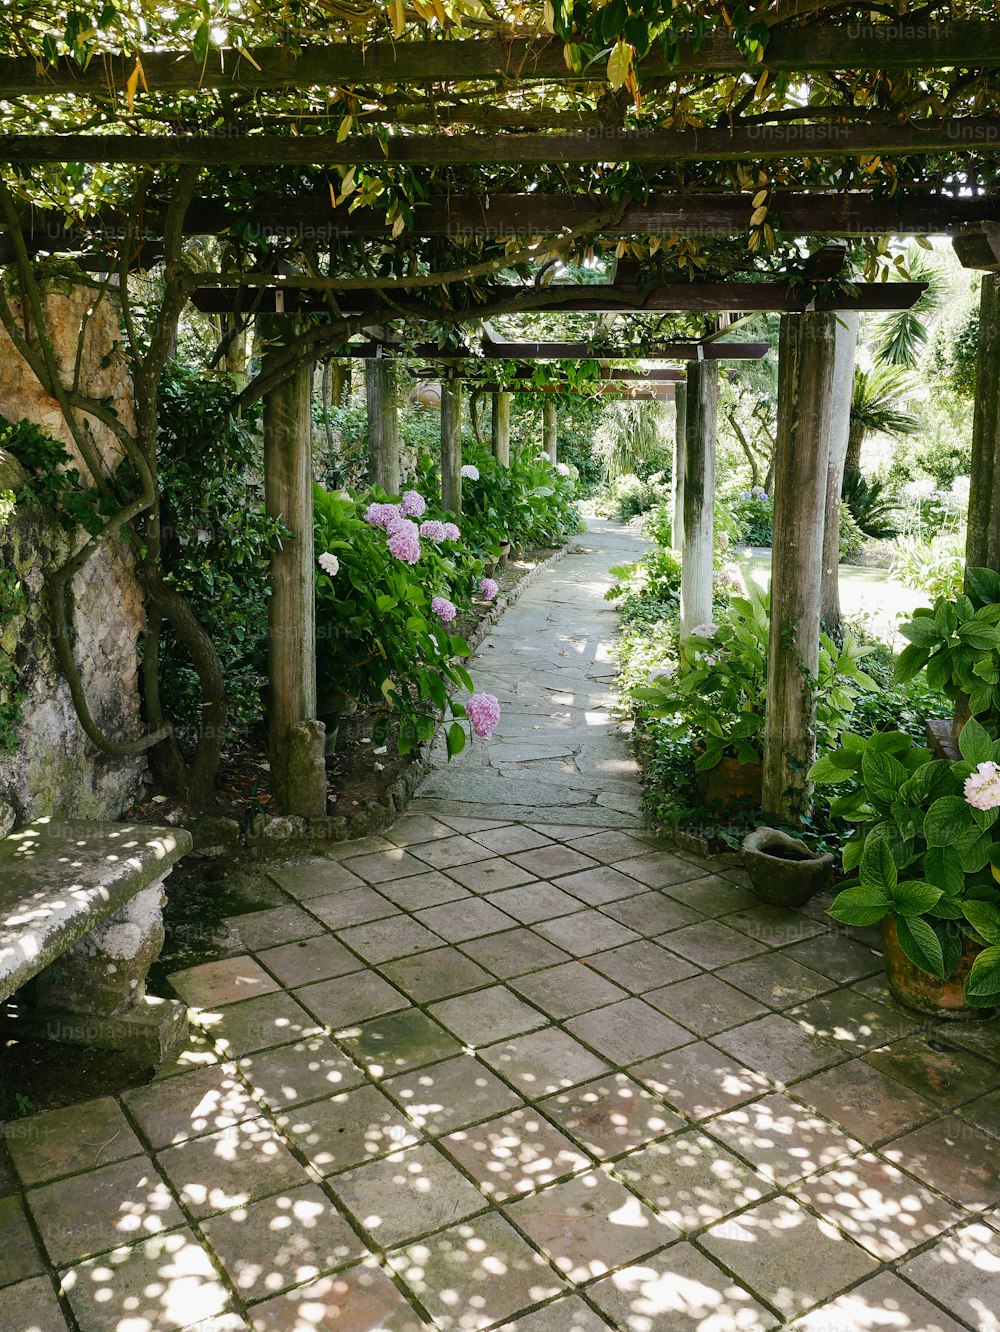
[883,916,989,1020]
[741,826,835,907]
[317,691,357,758]
[498,540,511,568]
[696,756,763,808]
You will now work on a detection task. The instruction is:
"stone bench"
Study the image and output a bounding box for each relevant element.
[0,818,192,1063]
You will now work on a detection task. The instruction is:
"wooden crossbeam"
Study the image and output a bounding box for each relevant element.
[0,27,996,98]
[3,120,998,165]
[312,338,767,362]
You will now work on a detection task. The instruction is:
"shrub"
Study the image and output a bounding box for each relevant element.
[842,471,901,540]
[890,532,965,599]
[594,472,669,522]
[839,504,866,561]
[730,488,774,546]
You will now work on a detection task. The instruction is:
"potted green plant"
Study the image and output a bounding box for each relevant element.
[809,719,1000,1018]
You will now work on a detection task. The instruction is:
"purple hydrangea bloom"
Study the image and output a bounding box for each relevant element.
[387,530,421,564]
[420,519,448,542]
[365,502,400,529]
[460,464,480,480]
[466,692,501,739]
[399,490,426,518]
[386,516,419,541]
[431,596,457,623]
[441,522,461,541]
[479,577,499,601]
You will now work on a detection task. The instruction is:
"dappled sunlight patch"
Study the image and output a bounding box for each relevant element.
[704,1092,862,1187]
[157,1117,307,1218]
[277,1084,418,1175]
[902,1221,1000,1331]
[328,1143,485,1247]
[382,1053,522,1136]
[238,1037,364,1112]
[247,1259,428,1331]
[443,1108,589,1202]
[796,1270,975,1332]
[539,1072,684,1159]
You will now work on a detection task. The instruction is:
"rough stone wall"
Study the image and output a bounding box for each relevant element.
[0,278,146,829]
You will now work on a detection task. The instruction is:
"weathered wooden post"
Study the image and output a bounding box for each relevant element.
[491,390,511,466]
[672,385,687,552]
[441,375,463,516]
[762,311,838,822]
[543,398,558,463]
[365,355,400,494]
[820,311,860,636]
[965,274,1000,572]
[262,325,327,818]
[679,360,718,639]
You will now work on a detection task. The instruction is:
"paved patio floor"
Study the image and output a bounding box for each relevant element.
[3,520,1000,1331]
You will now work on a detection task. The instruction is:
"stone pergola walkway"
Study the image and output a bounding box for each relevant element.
[3,521,1000,1332]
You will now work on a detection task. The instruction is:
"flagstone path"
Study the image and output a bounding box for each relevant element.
[2,519,1000,1332]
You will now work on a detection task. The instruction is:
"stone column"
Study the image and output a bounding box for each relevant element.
[441,377,463,516]
[966,275,1000,572]
[543,399,558,463]
[679,361,718,640]
[672,387,687,552]
[491,390,511,466]
[762,312,838,822]
[820,311,860,636]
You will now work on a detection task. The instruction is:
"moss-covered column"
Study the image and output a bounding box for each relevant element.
[543,398,558,463]
[672,385,687,552]
[763,312,837,822]
[679,360,718,640]
[491,390,511,466]
[820,311,860,636]
[966,275,1000,573]
[366,356,400,495]
[441,376,463,516]
[263,330,326,818]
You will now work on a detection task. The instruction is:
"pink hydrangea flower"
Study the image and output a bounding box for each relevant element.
[431,596,457,623]
[466,692,501,739]
[386,516,419,540]
[479,577,499,600]
[387,530,421,564]
[400,490,426,518]
[420,519,448,542]
[442,522,461,541]
[965,761,1000,810]
[365,502,399,529]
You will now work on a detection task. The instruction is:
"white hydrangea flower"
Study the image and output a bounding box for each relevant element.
[690,622,719,638]
[460,464,480,480]
[318,552,340,576]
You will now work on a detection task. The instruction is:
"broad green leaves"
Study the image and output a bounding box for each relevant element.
[895,916,947,978]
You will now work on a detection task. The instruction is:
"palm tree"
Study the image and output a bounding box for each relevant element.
[845,365,921,473]
[595,400,671,480]
[870,248,948,370]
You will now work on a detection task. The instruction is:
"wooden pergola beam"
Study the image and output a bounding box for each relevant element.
[1,26,997,97]
[278,339,767,362]
[4,120,998,166]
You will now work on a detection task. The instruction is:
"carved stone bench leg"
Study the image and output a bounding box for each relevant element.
[15,873,188,1064]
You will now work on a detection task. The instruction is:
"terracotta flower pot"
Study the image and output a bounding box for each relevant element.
[696,756,763,808]
[883,917,988,1020]
[741,827,835,908]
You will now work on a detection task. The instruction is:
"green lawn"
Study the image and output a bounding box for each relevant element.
[743,556,923,645]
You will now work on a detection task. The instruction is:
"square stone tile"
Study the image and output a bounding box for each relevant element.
[705,1092,862,1187]
[198,992,323,1058]
[0,1139,15,1197]
[509,845,598,879]
[416,899,517,943]
[342,848,430,884]
[0,1276,68,1331]
[588,1241,776,1331]
[567,997,691,1065]
[0,1194,44,1287]
[169,956,280,1009]
[337,915,443,964]
[661,875,762,916]
[603,891,703,935]
[782,933,882,983]
[612,1128,769,1233]
[883,1117,1000,1209]
[330,1142,486,1248]
[157,1117,308,1218]
[510,961,628,1019]
[700,1195,879,1320]
[443,1108,589,1202]
[496,1294,608,1331]
[329,836,410,857]
[794,1152,961,1261]
[248,1260,430,1331]
[719,953,836,1008]
[536,911,640,956]
[378,870,473,911]
[27,1155,183,1266]
[437,814,511,835]
[389,1212,565,1330]
[339,1009,462,1078]
[471,826,553,856]
[305,886,397,931]
[902,1221,1000,1331]
[201,1182,366,1301]
[411,835,494,871]
[957,1087,1000,1141]
[646,973,769,1037]
[256,935,362,988]
[506,1170,676,1282]
[792,1058,940,1147]
[539,1073,684,1160]
[277,1085,419,1176]
[936,1015,1000,1067]
[788,990,920,1055]
[552,866,645,907]
[294,972,408,1030]
[866,1032,999,1107]
[487,883,581,925]
[124,1065,256,1149]
[380,946,494,1003]
[238,1037,365,1110]
[481,1028,611,1098]
[460,927,571,978]
[660,920,767,969]
[632,1042,769,1121]
[588,939,700,994]
[4,1097,142,1185]
[795,1271,968,1332]
[711,1014,844,1086]
[612,851,706,889]
[231,906,322,951]
[445,858,539,894]
[430,986,546,1047]
[386,814,455,847]
[719,905,827,947]
[61,1229,232,1331]
[566,831,658,864]
[384,1054,523,1136]
[269,860,366,900]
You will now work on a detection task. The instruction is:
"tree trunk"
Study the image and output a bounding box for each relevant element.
[328,358,351,406]
[672,387,687,552]
[843,420,865,475]
[366,358,400,494]
[492,390,511,466]
[543,399,558,463]
[679,361,718,639]
[820,311,860,637]
[966,274,1000,573]
[441,377,463,516]
[762,312,838,824]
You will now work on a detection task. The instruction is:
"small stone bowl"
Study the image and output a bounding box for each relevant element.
[741,826,836,908]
